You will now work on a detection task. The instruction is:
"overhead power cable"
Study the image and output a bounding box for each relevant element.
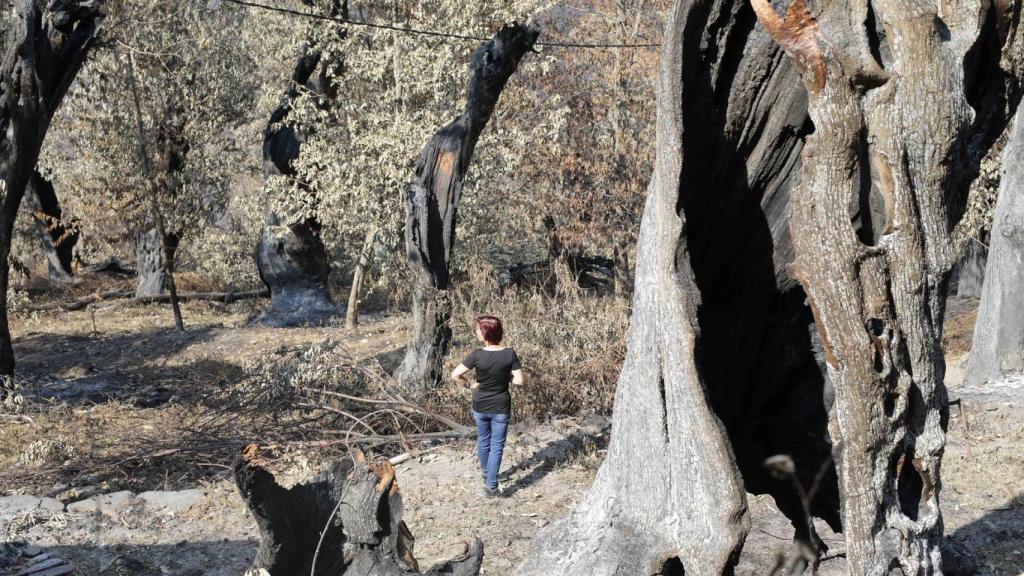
[219,0,660,49]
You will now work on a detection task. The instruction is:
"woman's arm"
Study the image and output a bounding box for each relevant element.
[511,368,524,386]
[451,364,477,389]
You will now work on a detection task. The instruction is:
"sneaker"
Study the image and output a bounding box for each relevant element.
[482,485,500,498]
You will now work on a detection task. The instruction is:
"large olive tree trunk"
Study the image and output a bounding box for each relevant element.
[0,0,104,383]
[964,111,1024,387]
[255,1,343,327]
[26,171,77,283]
[751,0,1014,571]
[396,24,539,393]
[521,0,1022,573]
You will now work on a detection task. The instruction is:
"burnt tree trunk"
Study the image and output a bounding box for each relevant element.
[965,111,1024,387]
[0,0,104,383]
[235,446,484,576]
[396,24,539,393]
[133,225,179,298]
[254,1,344,327]
[752,0,1020,571]
[26,171,77,283]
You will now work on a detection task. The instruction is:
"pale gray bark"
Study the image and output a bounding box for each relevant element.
[26,171,77,283]
[345,226,377,329]
[520,3,756,574]
[965,111,1024,387]
[134,226,175,298]
[751,0,986,571]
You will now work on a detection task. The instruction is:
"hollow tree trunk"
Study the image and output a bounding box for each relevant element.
[26,171,77,283]
[522,0,1022,573]
[396,24,539,393]
[751,0,1004,571]
[235,445,484,576]
[0,0,104,383]
[255,1,344,328]
[965,111,1024,387]
[345,226,377,329]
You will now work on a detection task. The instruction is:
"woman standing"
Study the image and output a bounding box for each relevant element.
[451,315,524,497]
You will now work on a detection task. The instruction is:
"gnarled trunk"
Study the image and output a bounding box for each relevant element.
[522,0,1023,572]
[0,0,105,382]
[751,0,1015,571]
[26,171,77,283]
[965,111,1024,387]
[235,446,484,576]
[396,24,539,393]
[254,1,344,327]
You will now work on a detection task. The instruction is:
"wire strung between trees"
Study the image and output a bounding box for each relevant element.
[219,0,660,49]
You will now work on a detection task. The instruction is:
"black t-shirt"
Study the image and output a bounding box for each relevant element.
[463,347,521,414]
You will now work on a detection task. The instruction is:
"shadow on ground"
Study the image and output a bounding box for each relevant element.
[12,325,239,408]
[2,539,256,576]
[501,417,610,497]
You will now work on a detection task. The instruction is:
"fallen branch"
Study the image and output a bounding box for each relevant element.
[30,288,269,311]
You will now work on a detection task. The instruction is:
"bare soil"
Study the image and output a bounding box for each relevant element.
[1,291,1021,576]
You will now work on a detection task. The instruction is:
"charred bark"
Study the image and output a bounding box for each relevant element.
[396,24,539,393]
[0,0,105,382]
[234,445,483,576]
[965,111,1024,386]
[497,254,615,293]
[26,171,77,283]
[254,1,344,327]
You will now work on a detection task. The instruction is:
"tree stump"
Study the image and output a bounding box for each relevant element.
[235,445,483,576]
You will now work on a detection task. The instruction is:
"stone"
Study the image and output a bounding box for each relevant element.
[55,485,100,503]
[137,489,203,512]
[0,496,64,520]
[66,491,134,518]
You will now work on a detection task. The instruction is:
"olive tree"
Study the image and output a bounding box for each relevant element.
[0,0,105,383]
[519,0,1023,573]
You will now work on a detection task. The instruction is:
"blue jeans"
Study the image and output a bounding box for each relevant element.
[472,410,509,490]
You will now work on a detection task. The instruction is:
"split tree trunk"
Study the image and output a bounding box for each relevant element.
[26,171,77,283]
[235,445,484,576]
[255,0,344,328]
[0,0,104,383]
[345,226,377,329]
[396,24,539,393]
[965,111,1024,387]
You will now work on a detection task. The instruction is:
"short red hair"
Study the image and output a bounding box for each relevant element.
[476,315,503,344]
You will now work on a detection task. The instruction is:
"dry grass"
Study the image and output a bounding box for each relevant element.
[433,260,629,422]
